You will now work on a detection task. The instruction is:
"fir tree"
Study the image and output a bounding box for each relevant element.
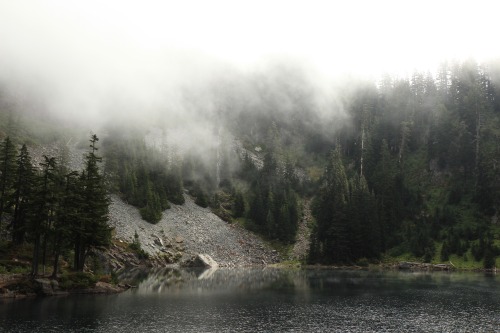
[73,134,111,272]
[11,144,35,244]
[0,136,17,229]
[30,156,57,276]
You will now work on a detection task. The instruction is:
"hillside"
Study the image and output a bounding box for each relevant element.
[109,193,280,267]
[1,59,500,276]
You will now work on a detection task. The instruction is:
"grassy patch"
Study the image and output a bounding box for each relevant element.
[447,251,483,270]
[381,252,419,264]
[0,259,31,274]
[266,239,293,258]
[233,217,247,228]
[381,243,487,270]
[306,166,323,182]
[269,260,302,269]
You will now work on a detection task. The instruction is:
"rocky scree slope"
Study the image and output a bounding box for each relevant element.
[26,141,281,269]
[109,194,280,268]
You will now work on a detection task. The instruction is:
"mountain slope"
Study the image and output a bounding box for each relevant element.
[109,194,280,267]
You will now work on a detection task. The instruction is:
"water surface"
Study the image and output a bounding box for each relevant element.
[1,268,499,332]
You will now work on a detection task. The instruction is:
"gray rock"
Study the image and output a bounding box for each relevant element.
[182,254,219,268]
[108,194,280,267]
[34,278,67,296]
[154,237,164,247]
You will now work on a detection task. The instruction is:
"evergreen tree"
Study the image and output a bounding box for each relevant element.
[11,144,35,244]
[248,182,266,231]
[140,183,163,223]
[233,191,245,218]
[73,134,111,272]
[30,156,57,276]
[311,147,350,263]
[0,136,17,229]
[349,174,380,260]
[51,171,80,278]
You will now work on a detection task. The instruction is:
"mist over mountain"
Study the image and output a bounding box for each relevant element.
[1,0,498,137]
[0,1,500,273]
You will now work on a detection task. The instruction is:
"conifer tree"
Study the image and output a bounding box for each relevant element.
[52,171,80,277]
[30,156,57,276]
[233,191,245,218]
[12,144,35,244]
[311,147,350,263]
[0,137,17,229]
[73,134,111,271]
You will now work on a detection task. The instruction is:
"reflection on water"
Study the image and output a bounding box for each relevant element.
[1,268,499,332]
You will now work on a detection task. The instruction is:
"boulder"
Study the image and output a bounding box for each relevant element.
[182,254,219,268]
[34,278,67,296]
[91,282,124,294]
[154,236,164,247]
[197,254,218,268]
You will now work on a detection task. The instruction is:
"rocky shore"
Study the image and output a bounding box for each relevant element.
[0,275,128,299]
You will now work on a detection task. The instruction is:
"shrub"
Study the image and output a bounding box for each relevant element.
[128,231,149,259]
[483,249,496,269]
[59,272,98,290]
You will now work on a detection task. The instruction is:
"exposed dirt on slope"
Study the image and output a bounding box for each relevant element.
[290,199,312,261]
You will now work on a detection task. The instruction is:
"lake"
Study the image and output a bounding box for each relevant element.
[1,268,499,332]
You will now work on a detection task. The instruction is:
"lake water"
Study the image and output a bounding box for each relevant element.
[1,268,499,332]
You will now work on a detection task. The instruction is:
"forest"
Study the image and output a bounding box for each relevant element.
[0,134,110,276]
[0,59,499,272]
[167,59,500,268]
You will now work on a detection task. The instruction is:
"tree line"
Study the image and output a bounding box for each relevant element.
[309,60,500,267]
[95,60,499,267]
[0,134,110,277]
[102,131,184,224]
[3,59,496,270]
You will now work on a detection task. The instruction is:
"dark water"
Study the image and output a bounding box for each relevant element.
[1,268,499,332]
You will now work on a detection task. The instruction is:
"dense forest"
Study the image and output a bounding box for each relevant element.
[0,133,110,276]
[309,60,500,267]
[0,59,499,272]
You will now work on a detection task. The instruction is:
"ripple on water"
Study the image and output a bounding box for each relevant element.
[1,269,499,332]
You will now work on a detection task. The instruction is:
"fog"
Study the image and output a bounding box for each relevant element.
[0,0,499,151]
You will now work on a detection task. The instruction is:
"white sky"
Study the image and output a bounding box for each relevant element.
[1,0,499,78]
[0,0,499,124]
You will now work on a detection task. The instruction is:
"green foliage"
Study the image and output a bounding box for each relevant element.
[139,189,163,223]
[0,259,30,274]
[0,137,17,227]
[191,183,209,208]
[306,61,500,266]
[72,135,112,272]
[232,191,245,218]
[0,134,112,276]
[2,59,500,271]
[59,272,98,290]
[128,231,149,259]
[102,132,184,222]
[310,149,382,264]
[483,248,496,269]
[11,144,35,245]
[240,128,302,243]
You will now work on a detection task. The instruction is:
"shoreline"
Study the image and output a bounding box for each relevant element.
[1,261,497,300]
[270,260,499,273]
[0,274,130,300]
